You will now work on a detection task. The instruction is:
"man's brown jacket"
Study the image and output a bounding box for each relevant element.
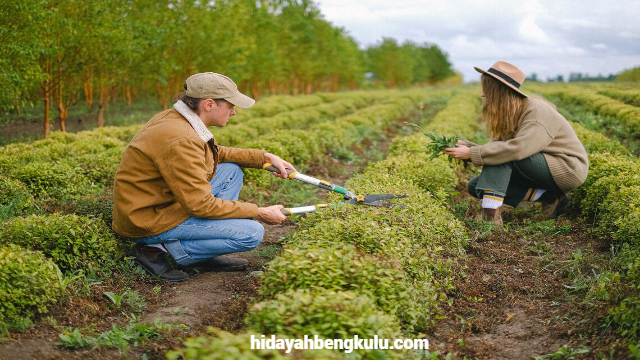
[112,109,265,238]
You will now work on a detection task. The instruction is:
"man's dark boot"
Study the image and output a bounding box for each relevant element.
[130,244,188,282]
[182,255,249,272]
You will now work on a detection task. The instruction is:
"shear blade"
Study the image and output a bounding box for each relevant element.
[361,194,408,202]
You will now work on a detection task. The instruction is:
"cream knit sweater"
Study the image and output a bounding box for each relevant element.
[469,97,589,194]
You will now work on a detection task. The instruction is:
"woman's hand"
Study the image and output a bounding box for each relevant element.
[264,152,297,179]
[443,144,471,160]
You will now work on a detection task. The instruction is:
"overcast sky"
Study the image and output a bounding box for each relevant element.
[314,0,640,83]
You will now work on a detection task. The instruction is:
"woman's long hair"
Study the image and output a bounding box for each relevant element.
[481,74,528,140]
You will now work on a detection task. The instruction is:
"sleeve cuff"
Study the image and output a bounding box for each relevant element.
[251,149,267,168]
[241,202,260,218]
[470,146,484,166]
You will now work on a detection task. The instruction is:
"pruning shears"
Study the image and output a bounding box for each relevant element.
[262,163,408,215]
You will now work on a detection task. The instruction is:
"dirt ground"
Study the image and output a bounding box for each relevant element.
[0,223,294,360]
[0,106,632,359]
[425,182,631,359]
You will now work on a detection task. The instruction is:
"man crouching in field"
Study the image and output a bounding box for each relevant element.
[112,72,294,281]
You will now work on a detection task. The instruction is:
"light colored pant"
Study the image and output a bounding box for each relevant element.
[135,163,264,265]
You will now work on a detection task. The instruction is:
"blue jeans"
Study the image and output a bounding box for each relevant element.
[135,163,264,266]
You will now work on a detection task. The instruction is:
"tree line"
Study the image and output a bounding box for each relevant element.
[0,0,455,136]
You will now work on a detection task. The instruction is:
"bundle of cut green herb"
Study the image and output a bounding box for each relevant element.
[405,123,460,160]
[423,130,459,160]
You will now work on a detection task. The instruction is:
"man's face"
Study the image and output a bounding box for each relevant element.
[205,99,236,127]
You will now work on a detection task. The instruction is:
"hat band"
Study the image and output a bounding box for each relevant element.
[488,68,521,89]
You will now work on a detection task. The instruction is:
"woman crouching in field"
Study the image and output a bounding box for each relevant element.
[443,61,589,225]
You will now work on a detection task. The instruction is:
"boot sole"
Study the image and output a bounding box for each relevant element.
[134,258,188,281]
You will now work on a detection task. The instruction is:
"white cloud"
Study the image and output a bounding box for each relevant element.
[559,18,606,30]
[619,31,640,39]
[314,0,640,82]
[518,14,552,44]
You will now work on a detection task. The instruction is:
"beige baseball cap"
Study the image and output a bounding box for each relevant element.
[184,72,255,108]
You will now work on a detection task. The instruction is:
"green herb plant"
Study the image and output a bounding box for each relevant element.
[405,123,459,161]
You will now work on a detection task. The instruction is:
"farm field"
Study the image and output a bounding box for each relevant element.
[1,82,640,359]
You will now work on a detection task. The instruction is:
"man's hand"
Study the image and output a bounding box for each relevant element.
[443,144,471,160]
[264,152,296,179]
[257,205,286,225]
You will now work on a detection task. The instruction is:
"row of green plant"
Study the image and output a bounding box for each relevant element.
[388,89,482,157]
[0,88,445,339]
[567,150,640,344]
[541,96,640,348]
[237,93,332,121]
[528,84,640,138]
[0,89,413,227]
[388,88,640,352]
[167,90,479,358]
[239,88,449,189]
[216,90,391,146]
[597,88,640,107]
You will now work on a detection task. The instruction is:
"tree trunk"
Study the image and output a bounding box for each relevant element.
[111,87,118,104]
[43,57,51,137]
[13,101,21,116]
[251,81,259,100]
[155,82,170,110]
[54,34,68,132]
[331,75,339,92]
[98,83,111,127]
[305,83,312,95]
[126,86,132,106]
[43,92,51,137]
[269,79,276,95]
[292,78,299,95]
[57,80,68,132]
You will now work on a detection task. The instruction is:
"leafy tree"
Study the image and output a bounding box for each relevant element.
[0,0,49,114]
[367,38,415,88]
[616,67,640,82]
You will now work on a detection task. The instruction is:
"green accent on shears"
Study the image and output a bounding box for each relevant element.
[333,186,348,195]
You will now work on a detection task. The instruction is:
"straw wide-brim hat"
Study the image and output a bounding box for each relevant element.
[474,61,528,97]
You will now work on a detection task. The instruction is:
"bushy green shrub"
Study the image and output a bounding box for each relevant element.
[0,214,122,272]
[0,175,34,221]
[166,328,344,360]
[427,90,481,137]
[93,125,142,142]
[259,133,313,165]
[309,122,356,151]
[248,288,403,340]
[608,293,640,341]
[597,183,640,244]
[72,190,115,224]
[215,124,260,146]
[389,133,430,156]
[260,242,437,332]
[531,85,640,137]
[60,149,122,185]
[599,88,640,107]
[572,153,640,217]
[365,153,458,194]
[0,244,64,325]
[570,122,629,155]
[10,161,91,199]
